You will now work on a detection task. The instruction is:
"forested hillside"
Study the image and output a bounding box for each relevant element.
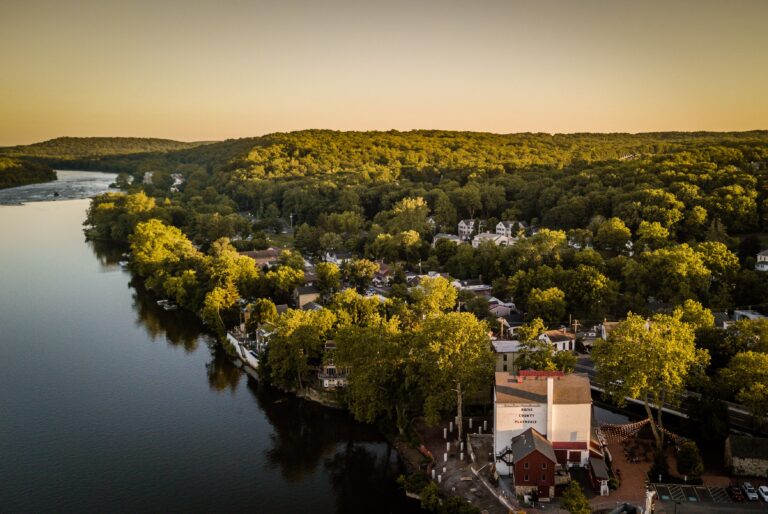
[82,130,768,321]
[0,136,205,158]
[83,130,768,428]
[0,158,56,189]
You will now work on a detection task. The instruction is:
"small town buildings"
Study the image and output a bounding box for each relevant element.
[725,435,768,477]
[372,261,392,286]
[458,219,477,240]
[294,285,320,309]
[588,456,610,496]
[712,311,731,329]
[319,341,348,389]
[433,233,463,246]
[756,249,768,272]
[492,340,522,373]
[539,329,576,352]
[733,309,767,321]
[599,321,620,341]
[494,371,599,488]
[506,428,557,498]
[471,232,516,248]
[496,220,528,238]
[489,300,514,318]
[324,251,352,265]
[452,278,493,297]
[240,247,282,267]
[302,301,324,311]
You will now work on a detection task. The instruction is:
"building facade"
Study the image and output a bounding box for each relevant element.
[494,371,596,480]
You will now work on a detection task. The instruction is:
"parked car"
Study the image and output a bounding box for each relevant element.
[742,482,759,501]
[758,485,768,502]
[727,484,744,502]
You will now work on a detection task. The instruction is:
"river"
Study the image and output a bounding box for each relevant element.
[0,171,420,513]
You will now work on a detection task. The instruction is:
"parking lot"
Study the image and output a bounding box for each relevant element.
[653,483,768,512]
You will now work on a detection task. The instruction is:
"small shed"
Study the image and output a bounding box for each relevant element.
[588,456,610,496]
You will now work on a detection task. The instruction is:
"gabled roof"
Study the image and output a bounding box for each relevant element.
[498,220,528,229]
[492,340,522,353]
[511,428,557,463]
[495,372,592,405]
[758,249,768,257]
[297,285,320,295]
[459,219,476,226]
[540,329,575,343]
[240,247,282,263]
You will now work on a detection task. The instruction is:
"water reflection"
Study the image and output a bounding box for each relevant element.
[205,347,244,393]
[87,235,422,513]
[88,239,126,267]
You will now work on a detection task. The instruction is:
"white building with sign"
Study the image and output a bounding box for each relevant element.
[494,371,596,476]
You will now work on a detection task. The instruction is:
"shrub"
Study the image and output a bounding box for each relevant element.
[677,441,704,478]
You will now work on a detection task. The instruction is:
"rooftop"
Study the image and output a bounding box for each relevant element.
[729,435,768,460]
[511,428,557,462]
[492,340,522,353]
[541,329,575,342]
[495,372,592,405]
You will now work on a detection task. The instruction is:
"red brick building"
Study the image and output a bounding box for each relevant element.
[509,428,557,498]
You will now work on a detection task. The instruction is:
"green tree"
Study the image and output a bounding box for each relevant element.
[202,283,239,335]
[246,297,278,333]
[673,299,714,332]
[315,261,341,301]
[594,217,631,253]
[592,313,709,449]
[414,313,493,441]
[636,220,669,251]
[344,258,380,292]
[335,320,418,435]
[527,287,566,322]
[676,441,704,478]
[409,276,458,319]
[267,308,336,390]
[516,318,576,373]
[561,481,591,514]
[265,266,305,302]
[720,351,768,419]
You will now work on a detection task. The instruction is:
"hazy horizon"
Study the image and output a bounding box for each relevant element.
[7,127,768,148]
[2,0,767,146]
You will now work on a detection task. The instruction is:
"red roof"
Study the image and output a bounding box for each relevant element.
[552,441,587,450]
[518,370,565,378]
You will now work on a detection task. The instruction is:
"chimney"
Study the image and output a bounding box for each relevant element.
[546,377,554,441]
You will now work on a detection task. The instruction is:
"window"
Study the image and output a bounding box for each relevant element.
[541,473,546,482]
[523,462,529,469]
[503,364,507,372]
[524,474,529,482]
[542,463,547,469]
[503,354,507,361]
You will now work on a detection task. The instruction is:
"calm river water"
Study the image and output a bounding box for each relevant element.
[0,172,420,513]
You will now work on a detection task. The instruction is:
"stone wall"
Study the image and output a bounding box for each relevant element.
[731,457,768,478]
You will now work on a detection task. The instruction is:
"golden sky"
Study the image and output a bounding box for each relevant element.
[1,0,767,145]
